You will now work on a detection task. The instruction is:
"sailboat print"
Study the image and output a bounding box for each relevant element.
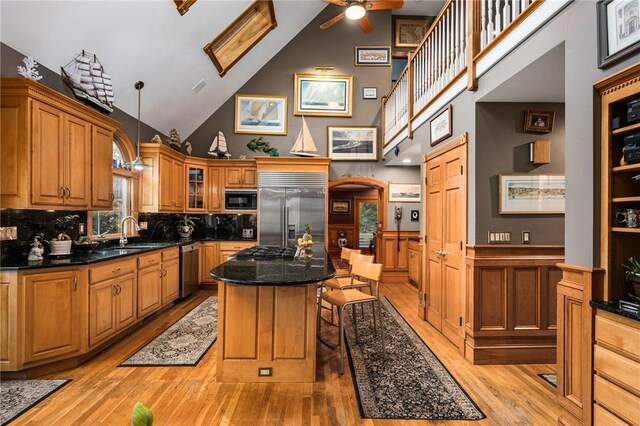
[61,50,114,113]
[208,130,231,158]
[289,117,319,157]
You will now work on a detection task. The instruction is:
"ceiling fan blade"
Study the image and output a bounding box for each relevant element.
[323,0,345,5]
[358,15,374,33]
[366,0,404,10]
[320,12,346,30]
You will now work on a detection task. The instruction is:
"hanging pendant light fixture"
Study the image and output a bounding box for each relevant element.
[345,2,366,20]
[130,80,146,171]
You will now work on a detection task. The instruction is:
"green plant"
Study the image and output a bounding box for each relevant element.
[622,257,640,277]
[175,214,198,229]
[247,136,278,156]
[131,401,153,426]
[52,214,79,240]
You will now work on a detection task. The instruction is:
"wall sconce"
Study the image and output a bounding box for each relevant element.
[314,66,335,73]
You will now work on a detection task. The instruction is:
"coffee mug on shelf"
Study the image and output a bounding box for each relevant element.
[615,209,640,228]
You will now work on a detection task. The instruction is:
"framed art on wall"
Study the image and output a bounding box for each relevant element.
[330,200,351,214]
[430,105,452,146]
[234,94,287,135]
[327,126,378,161]
[355,46,391,66]
[363,87,377,99]
[394,18,429,48]
[388,183,421,202]
[597,0,640,68]
[294,73,352,117]
[498,174,565,214]
[523,110,555,133]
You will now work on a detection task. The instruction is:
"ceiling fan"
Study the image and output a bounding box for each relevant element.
[320,0,404,33]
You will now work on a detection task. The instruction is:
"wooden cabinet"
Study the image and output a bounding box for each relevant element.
[225,166,257,188]
[208,167,224,212]
[138,263,162,318]
[139,143,185,213]
[159,156,185,211]
[88,278,117,347]
[161,249,180,305]
[408,240,422,287]
[200,242,220,284]
[219,241,256,264]
[0,79,118,210]
[91,126,114,209]
[186,162,206,212]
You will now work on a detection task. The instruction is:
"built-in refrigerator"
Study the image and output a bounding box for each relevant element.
[258,172,326,247]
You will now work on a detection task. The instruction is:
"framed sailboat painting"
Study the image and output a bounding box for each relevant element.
[327,126,378,161]
[234,94,287,135]
[294,74,352,117]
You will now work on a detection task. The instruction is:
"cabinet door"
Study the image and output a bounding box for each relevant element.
[208,167,223,212]
[242,167,257,188]
[200,243,219,284]
[137,266,162,318]
[63,115,91,207]
[159,155,174,211]
[186,165,206,212]
[173,160,185,211]
[408,248,420,283]
[115,273,136,330]
[89,279,116,347]
[23,270,80,363]
[225,167,242,188]
[31,101,65,206]
[92,126,114,209]
[162,258,180,305]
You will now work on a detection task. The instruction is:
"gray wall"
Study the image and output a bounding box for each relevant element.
[475,102,565,244]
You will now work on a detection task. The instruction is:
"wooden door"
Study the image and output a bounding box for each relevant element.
[162,258,180,305]
[425,155,444,329]
[208,167,223,212]
[23,270,80,363]
[137,266,162,318]
[89,279,116,347]
[173,160,185,211]
[63,115,91,207]
[354,197,378,253]
[200,243,220,283]
[159,155,174,211]
[31,101,65,206]
[242,167,257,187]
[225,167,242,188]
[115,273,136,330]
[92,126,114,209]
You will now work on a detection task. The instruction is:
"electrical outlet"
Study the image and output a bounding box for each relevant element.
[258,367,272,377]
[139,221,148,230]
[522,231,530,244]
[0,227,17,240]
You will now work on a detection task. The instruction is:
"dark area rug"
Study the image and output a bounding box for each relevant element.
[538,373,557,388]
[344,297,485,420]
[120,296,217,366]
[0,379,70,425]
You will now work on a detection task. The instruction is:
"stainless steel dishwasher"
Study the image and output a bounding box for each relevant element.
[180,243,199,298]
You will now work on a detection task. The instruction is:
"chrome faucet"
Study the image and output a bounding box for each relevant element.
[120,216,141,247]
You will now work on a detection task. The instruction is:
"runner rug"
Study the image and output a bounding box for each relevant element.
[120,296,217,366]
[538,373,557,388]
[344,297,485,420]
[0,379,70,425]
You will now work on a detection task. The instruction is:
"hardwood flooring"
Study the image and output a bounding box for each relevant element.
[9,282,559,425]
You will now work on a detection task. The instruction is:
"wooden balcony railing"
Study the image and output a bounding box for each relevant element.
[382,0,545,149]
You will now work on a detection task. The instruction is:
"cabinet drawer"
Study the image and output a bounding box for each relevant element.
[219,242,254,251]
[162,247,179,261]
[594,345,640,394]
[594,375,640,425]
[596,314,640,359]
[594,404,628,426]
[138,252,162,269]
[90,258,136,283]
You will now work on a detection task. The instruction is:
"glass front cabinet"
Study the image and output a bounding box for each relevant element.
[186,163,206,212]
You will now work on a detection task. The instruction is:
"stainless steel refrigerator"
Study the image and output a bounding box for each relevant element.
[258,172,326,247]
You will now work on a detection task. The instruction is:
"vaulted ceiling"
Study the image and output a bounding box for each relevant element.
[1,1,444,138]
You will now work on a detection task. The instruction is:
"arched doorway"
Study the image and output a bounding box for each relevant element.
[327,177,387,261]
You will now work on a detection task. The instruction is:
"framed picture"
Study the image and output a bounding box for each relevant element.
[330,199,351,214]
[294,73,352,117]
[234,94,287,135]
[394,18,429,48]
[498,174,565,214]
[355,46,391,66]
[597,0,640,69]
[430,105,452,146]
[363,87,377,99]
[327,126,378,161]
[524,110,554,133]
[388,183,421,202]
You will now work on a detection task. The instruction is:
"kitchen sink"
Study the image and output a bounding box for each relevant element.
[121,243,170,249]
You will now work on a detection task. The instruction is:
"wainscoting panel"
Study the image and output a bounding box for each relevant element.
[380,230,418,283]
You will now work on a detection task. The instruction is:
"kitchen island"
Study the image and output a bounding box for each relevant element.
[210,246,335,383]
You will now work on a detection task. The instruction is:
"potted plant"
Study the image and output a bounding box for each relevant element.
[50,214,79,255]
[623,256,640,296]
[175,214,198,238]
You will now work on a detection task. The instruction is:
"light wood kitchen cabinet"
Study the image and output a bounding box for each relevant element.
[161,256,180,305]
[208,167,224,212]
[139,143,185,213]
[225,166,257,188]
[91,126,114,209]
[88,278,117,347]
[0,79,118,210]
[159,156,185,211]
[186,162,207,212]
[408,239,422,287]
[219,241,256,264]
[137,263,162,318]
[200,242,220,284]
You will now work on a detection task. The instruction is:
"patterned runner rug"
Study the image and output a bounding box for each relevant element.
[120,296,217,366]
[538,373,557,388]
[345,297,485,420]
[0,379,70,425]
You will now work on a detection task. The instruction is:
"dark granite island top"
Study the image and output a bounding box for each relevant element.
[209,247,336,286]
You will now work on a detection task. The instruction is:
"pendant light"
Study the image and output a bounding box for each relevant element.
[130,80,146,171]
[345,2,366,20]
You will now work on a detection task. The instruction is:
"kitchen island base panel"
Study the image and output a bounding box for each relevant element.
[217,282,317,383]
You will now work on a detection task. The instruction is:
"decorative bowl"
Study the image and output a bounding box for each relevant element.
[73,241,100,253]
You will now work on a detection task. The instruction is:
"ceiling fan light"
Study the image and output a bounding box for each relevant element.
[345,4,365,20]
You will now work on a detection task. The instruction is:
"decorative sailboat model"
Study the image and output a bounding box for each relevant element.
[61,50,114,113]
[208,130,231,159]
[290,117,319,157]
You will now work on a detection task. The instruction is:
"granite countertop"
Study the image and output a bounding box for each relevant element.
[0,236,257,271]
[590,300,640,322]
[210,247,336,286]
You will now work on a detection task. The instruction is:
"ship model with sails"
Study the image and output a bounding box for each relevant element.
[61,50,114,113]
[208,130,231,159]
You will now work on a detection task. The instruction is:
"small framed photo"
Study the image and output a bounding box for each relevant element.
[294,73,352,117]
[235,94,287,135]
[331,200,351,214]
[327,126,378,161]
[430,105,452,146]
[597,0,640,69]
[388,183,421,203]
[394,17,430,48]
[498,174,565,214]
[363,87,377,100]
[524,110,554,133]
[355,46,391,66]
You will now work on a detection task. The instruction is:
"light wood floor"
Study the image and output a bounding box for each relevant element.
[11,282,559,425]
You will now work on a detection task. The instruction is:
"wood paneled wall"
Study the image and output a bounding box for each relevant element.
[380,230,419,283]
[464,245,564,364]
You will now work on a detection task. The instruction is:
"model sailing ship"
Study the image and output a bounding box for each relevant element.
[208,130,231,158]
[290,117,319,157]
[61,51,114,113]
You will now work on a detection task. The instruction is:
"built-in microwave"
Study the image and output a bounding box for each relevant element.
[224,190,257,211]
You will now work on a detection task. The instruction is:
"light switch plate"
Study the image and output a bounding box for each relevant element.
[139,221,148,230]
[488,231,511,244]
[0,226,17,240]
[522,231,530,244]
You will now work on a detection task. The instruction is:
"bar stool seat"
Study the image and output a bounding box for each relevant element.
[322,288,376,306]
[324,276,368,290]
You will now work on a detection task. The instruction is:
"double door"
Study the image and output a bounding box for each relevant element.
[423,142,466,348]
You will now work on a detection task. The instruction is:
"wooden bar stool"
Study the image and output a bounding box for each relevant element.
[325,253,374,292]
[317,261,384,374]
[334,247,362,277]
